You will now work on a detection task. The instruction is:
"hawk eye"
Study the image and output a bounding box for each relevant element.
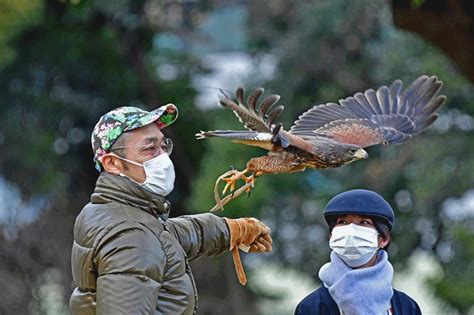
[350,149,358,154]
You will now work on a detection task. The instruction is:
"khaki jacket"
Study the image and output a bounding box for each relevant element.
[70,172,230,314]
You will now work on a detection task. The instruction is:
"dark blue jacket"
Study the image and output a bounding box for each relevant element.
[295,286,421,314]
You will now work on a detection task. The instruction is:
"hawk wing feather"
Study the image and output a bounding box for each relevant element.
[289,75,446,148]
[246,88,263,113]
[219,87,284,133]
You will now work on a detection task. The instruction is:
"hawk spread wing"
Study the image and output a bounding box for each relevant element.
[289,75,446,148]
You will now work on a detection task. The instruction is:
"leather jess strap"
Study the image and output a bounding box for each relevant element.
[232,244,250,285]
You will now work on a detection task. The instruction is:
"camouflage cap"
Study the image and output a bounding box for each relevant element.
[91,104,178,171]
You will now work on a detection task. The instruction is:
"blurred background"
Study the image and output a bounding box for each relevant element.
[0,0,473,314]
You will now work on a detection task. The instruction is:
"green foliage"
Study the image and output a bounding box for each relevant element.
[432,226,474,313]
[0,0,43,68]
[411,0,426,9]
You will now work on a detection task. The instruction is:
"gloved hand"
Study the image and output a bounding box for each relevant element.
[224,217,272,252]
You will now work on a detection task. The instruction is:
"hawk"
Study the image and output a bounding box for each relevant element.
[196,75,446,211]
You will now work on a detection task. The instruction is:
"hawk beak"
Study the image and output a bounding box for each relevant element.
[354,148,368,159]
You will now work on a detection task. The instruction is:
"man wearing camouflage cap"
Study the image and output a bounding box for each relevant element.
[70,104,272,314]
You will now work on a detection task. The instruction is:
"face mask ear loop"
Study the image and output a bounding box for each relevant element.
[108,153,144,168]
[99,153,144,184]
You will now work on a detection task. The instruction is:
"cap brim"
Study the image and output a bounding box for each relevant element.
[152,103,178,129]
[324,212,393,230]
[123,103,178,132]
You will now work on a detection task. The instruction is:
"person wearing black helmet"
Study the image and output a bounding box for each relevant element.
[295,189,421,315]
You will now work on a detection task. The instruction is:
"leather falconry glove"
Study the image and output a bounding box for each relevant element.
[224,217,272,285]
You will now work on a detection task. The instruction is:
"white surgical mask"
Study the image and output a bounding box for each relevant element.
[329,223,379,268]
[115,153,175,196]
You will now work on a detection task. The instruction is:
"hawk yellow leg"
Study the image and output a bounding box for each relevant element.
[210,168,258,212]
[221,168,255,195]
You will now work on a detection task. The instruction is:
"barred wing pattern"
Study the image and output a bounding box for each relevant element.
[218,87,284,132]
[289,75,446,148]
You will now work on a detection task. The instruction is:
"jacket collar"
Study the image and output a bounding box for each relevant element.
[91,172,171,219]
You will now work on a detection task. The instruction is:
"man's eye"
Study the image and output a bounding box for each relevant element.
[336,220,347,225]
[144,145,158,152]
[361,220,373,225]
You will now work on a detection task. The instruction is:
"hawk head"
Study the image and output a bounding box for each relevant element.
[343,146,369,164]
[312,140,368,167]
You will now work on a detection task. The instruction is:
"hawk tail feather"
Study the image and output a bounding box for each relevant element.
[195,130,273,141]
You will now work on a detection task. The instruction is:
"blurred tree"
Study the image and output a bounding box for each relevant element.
[0,0,43,68]
[393,0,474,82]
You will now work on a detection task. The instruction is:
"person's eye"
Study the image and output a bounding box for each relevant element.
[143,145,158,152]
[336,219,348,225]
[361,220,373,226]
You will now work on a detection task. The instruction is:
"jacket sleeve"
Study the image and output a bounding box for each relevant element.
[166,213,230,261]
[93,222,166,314]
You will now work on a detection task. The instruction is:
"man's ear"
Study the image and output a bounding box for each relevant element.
[100,154,123,175]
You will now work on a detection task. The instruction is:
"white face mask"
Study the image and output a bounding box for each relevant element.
[115,153,175,196]
[329,223,379,268]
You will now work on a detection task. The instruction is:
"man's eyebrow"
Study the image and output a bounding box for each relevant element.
[140,136,160,145]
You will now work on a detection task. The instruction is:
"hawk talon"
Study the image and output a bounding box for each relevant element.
[221,169,254,196]
[210,168,257,212]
